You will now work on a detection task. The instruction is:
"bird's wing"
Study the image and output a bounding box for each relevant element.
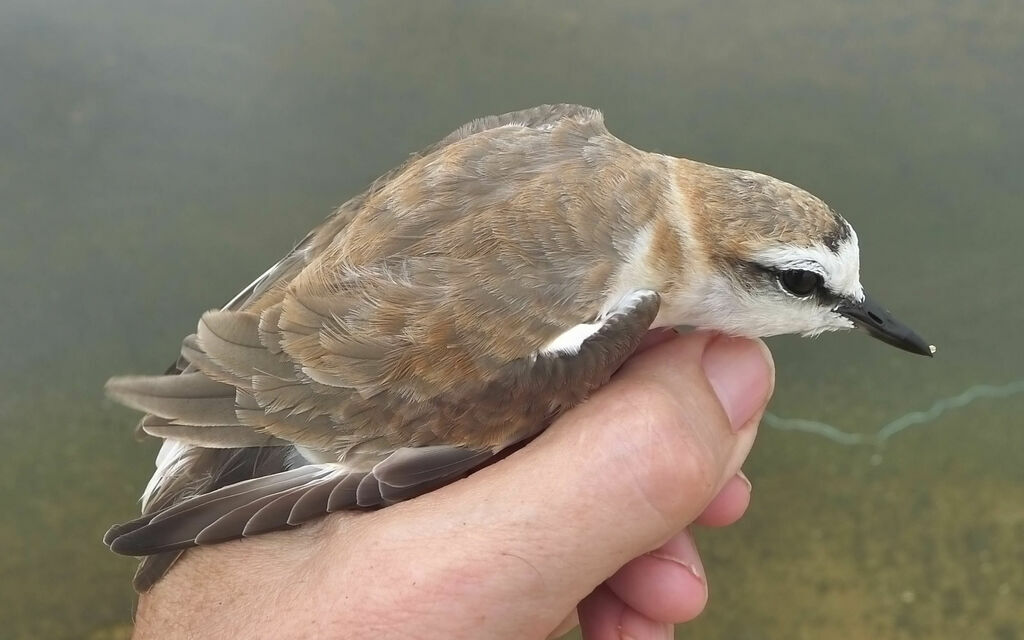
[105,290,660,556]
[116,102,638,454]
[107,103,633,589]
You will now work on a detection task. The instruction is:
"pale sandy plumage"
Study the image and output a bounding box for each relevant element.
[104,104,930,591]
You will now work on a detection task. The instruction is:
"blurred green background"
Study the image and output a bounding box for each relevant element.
[2,1,1022,638]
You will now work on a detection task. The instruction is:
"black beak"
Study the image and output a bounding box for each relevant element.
[835,291,934,357]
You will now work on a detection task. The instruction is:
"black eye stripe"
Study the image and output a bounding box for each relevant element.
[736,260,845,307]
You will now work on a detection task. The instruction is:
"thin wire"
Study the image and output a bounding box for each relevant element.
[763,378,1024,448]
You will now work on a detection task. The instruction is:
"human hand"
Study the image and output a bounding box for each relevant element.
[132,330,774,639]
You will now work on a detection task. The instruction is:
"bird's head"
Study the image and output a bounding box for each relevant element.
[674,163,933,356]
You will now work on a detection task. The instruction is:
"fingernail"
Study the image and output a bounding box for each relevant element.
[737,470,752,493]
[702,335,774,431]
[647,528,705,583]
[618,618,674,640]
[648,550,705,584]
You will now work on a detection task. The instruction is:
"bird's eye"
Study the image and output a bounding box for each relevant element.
[778,269,823,297]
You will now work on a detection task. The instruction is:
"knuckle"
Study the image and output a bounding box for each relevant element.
[609,380,725,521]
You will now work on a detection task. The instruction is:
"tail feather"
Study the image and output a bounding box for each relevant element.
[198,310,295,380]
[140,423,287,449]
[106,373,239,426]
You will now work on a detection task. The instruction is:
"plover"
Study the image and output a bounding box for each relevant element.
[104,104,933,590]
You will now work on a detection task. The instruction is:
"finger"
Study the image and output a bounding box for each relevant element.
[634,328,678,354]
[694,471,752,527]
[605,529,707,624]
[520,331,768,561]
[349,331,773,633]
[692,335,775,432]
[579,584,674,640]
[546,609,579,639]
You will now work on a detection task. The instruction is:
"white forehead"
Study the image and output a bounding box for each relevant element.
[752,228,864,300]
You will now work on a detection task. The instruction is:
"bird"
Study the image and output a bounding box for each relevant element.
[103,103,933,591]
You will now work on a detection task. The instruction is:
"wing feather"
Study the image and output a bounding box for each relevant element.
[106,105,667,591]
[106,291,661,556]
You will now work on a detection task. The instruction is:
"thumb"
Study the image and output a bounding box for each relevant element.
[361,331,773,636]
[491,331,773,589]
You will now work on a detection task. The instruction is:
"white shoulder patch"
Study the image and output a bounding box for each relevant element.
[538,290,657,357]
[539,322,603,356]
